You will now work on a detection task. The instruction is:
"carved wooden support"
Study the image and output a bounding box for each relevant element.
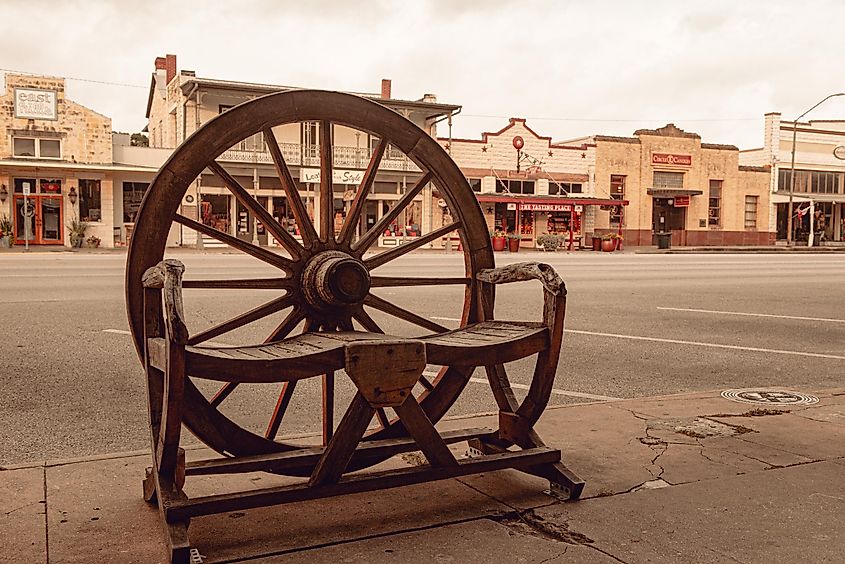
[344,340,427,408]
[477,262,566,296]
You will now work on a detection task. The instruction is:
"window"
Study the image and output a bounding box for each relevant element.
[79,179,102,222]
[610,175,625,226]
[123,182,150,223]
[548,182,582,195]
[709,180,722,227]
[467,178,481,193]
[653,171,684,189]
[13,137,61,159]
[778,169,843,194]
[744,196,758,229]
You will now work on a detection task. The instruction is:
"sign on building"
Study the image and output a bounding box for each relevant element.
[652,153,692,166]
[300,168,365,185]
[673,195,690,207]
[14,88,58,120]
[520,203,572,212]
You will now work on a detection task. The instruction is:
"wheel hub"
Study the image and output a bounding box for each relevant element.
[302,251,370,311]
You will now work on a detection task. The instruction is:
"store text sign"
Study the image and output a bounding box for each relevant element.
[652,153,691,166]
[300,168,365,185]
[14,88,58,120]
[673,195,690,207]
[520,203,572,212]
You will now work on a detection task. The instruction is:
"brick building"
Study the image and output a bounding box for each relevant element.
[579,124,773,246]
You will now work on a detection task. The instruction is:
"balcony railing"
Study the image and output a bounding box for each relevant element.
[219,143,420,172]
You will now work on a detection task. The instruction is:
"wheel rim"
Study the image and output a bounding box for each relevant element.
[126,90,494,467]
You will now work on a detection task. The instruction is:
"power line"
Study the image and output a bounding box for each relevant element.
[461,114,759,123]
[0,68,147,89]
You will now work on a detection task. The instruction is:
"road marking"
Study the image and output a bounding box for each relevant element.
[565,329,845,361]
[468,377,620,401]
[102,329,131,335]
[431,316,461,322]
[657,306,845,324]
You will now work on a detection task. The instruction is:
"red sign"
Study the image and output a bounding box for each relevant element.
[674,195,690,207]
[520,203,571,212]
[652,153,692,166]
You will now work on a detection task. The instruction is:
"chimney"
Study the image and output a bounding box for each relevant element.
[154,57,167,71]
[381,78,391,99]
[165,54,177,85]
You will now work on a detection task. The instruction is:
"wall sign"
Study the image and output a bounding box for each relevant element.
[14,88,58,120]
[834,146,845,160]
[674,195,690,207]
[520,203,571,212]
[300,168,365,185]
[652,153,692,166]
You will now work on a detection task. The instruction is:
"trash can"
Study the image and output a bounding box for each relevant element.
[656,232,672,250]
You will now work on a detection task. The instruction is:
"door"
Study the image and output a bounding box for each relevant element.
[14,196,64,245]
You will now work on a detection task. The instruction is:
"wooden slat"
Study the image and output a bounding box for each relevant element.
[370,276,471,287]
[186,427,495,476]
[319,120,334,243]
[364,294,449,334]
[338,138,386,245]
[393,397,457,467]
[310,393,374,486]
[208,160,304,258]
[183,278,290,290]
[186,294,294,346]
[365,222,462,270]
[353,171,433,252]
[174,214,293,273]
[264,127,318,247]
[168,447,560,521]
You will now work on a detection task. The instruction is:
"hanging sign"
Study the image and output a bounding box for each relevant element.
[299,168,365,185]
[652,153,692,166]
[520,203,571,212]
[506,203,517,210]
[574,205,583,213]
[674,195,690,207]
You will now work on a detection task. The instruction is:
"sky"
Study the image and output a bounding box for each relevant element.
[2,0,845,150]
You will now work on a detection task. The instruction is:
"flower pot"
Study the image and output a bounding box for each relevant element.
[601,239,617,252]
[508,238,520,252]
[0,236,9,249]
[491,236,506,251]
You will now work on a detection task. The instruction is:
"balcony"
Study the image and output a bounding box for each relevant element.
[219,142,420,173]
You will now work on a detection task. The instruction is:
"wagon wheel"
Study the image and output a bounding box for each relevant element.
[126,90,511,469]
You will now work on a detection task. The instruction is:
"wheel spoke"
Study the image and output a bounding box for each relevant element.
[365,222,462,270]
[337,316,354,331]
[353,171,433,253]
[364,293,450,334]
[264,127,319,248]
[353,307,384,333]
[322,371,335,446]
[419,374,435,391]
[265,307,305,343]
[187,294,294,346]
[265,380,297,440]
[370,276,470,288]
[375,408,390,428]
[208,161,304,259]
[210,382,237,408]
[338,138,386,246]
[183,278,290,290]
[319,120,334,243]
[175,214,294,273]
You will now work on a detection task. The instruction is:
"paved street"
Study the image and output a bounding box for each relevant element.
[1,250,844,465]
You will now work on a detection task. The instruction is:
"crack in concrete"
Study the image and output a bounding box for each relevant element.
[3,500,43,516]
[537,547,569,563]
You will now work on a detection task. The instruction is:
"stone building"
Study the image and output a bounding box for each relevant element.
[144,54,460,248]
[740,113,845,244]
[577,124,773,246]
[0,73,162,248]
[440,118,626,249]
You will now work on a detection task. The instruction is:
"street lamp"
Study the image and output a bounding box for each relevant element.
[786,93,845,245]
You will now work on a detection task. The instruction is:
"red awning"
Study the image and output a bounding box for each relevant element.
[476,194,629,207]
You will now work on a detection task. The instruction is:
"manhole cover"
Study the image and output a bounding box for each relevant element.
[721,389,818,406]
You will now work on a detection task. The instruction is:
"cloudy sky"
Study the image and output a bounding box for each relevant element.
[3,0,844,149]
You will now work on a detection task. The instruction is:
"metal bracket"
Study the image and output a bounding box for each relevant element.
[189,548,205,563]
[543,481,571,502]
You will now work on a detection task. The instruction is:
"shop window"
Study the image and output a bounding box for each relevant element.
[610,175,625,226]
[744,196,758,229]
[302,121,319,162]
[778,169,843,194]
[123,182,150,223]
[653,171,684,189]
[467,178,481,193]
[709,180,722,227]
[505,180,535,194]
[40,179,62,194]
[549,182,582,195]
[79,179,102,222]
[495,178,507,193]
[13,137,61,159]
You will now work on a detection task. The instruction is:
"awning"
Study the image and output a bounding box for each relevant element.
[647,188,703,197]
[476,194,629,207]
[771,192,841,204]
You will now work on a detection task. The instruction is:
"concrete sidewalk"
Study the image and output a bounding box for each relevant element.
[3,387,844,563]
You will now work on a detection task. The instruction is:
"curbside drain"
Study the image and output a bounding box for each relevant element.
[721,389,818,406]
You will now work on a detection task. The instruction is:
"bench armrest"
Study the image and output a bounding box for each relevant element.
[476,262,566,297]
[142,259,189,345]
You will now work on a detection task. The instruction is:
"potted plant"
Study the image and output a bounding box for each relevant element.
[0,214,14,248]
[68,218,88,248]
[85,235,102,248]
[536,233,562,252]
[507,232,521,252]
[490,229,506,251]
[600,233,623,252]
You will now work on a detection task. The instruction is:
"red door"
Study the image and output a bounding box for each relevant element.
[14,195,64,245]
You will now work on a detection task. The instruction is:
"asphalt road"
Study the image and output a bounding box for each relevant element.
[1,249,843,465]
